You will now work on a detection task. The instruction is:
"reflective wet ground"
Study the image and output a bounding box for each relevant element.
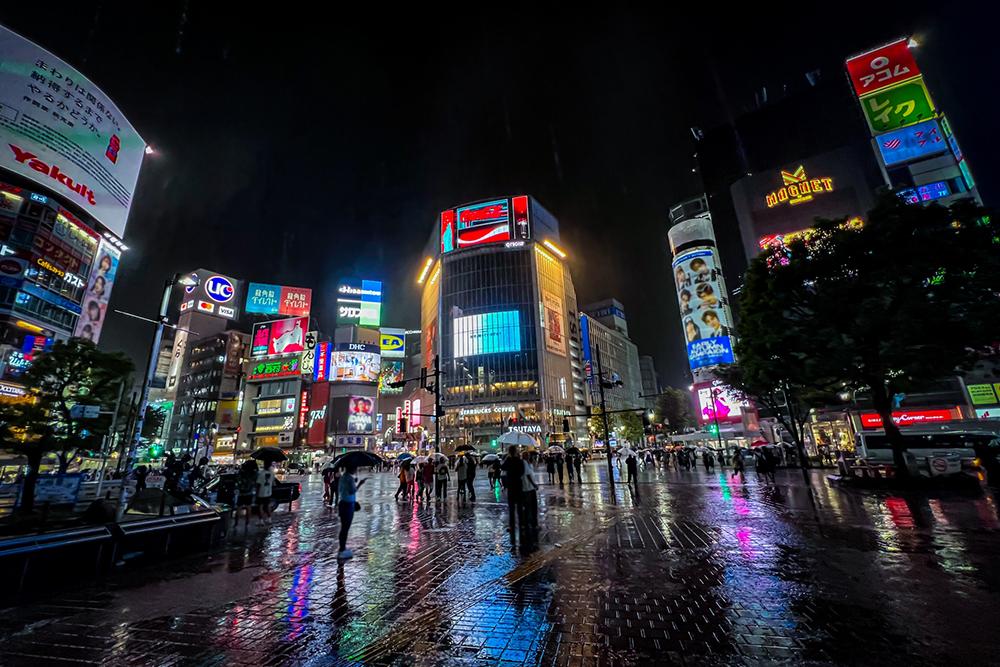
[2,462,1000,666]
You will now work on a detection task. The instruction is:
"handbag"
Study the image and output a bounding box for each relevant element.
[354,501,362,511]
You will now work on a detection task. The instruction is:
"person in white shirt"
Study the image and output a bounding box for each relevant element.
[256,461,276,526]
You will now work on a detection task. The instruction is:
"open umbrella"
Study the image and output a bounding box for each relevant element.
[481,453,500,463]
[430,452,448,462]
[565,446,581,455]
[618,448,637,458]
[413,456,428,464]
[397,452,415,461]
[251,446,287,463]
[750,438,770,448]
[455,444,476,453]
[498,431,537,447]
[546,446,566,455]
[331,451,383,470]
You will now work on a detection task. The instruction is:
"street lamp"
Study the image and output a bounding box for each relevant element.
[119,272,199,510]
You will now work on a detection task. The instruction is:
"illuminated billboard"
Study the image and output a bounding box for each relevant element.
[541,291,566,356]
[876,119,947,167]
[307,382,330,445]
[692,381,747,425]
[245,282,312,317]
[379,328,406,358]
[347,395,375,433]
[73,239,120,343]
[250,317,308,358]
[441,198,526,253]
[859,78,935,133]
[453,311,521,358]
[247,354,301,382]
[0,26,145,239]
[377,360,405,395]
[330,343,381,383]
[846,39,921,97]
[179,269,241,321]
[336,279,382,326]
[672,247,735,370]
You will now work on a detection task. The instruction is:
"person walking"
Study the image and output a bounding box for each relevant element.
[555,454,564,485]
[703,449,715,472]
[435,458,449,500]
[422,460,434,501]
[133,465,149,494]
[465,456,477,500]
[256,460,276,526]
[322,466,335,505]
[545,455,556,484]
[574,453,583,482]
[501,446,525,540]
[521,452,539,530]
[337,463,366,560]
[416,460,428,501]
[626,454,638,487]
[456,456,468,498]
[731,447,746,482]
[394,462,410,501]
[566,453,574,483]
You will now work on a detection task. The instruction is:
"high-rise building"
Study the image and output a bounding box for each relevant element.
[417,196,587,450]
[580,301,643,414]
[0,26,142,388]
[638,355,660,411]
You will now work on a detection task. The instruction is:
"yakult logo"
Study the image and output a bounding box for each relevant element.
[205,275,235,303]
[8,144,96,206]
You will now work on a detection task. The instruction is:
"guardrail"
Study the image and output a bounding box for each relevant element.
[0,480,136,517]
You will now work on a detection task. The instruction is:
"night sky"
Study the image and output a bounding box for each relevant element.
[0,4,995,388]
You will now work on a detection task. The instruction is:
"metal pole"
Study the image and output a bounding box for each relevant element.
[595,345,616,499]
[712,388,724,454]
[117,275,174,516]
[434,354,441,453]
[95,380,126,500]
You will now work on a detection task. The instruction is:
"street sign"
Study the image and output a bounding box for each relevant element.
[860,78,935,133]
[846,39,921,96]
[69,404,101,419]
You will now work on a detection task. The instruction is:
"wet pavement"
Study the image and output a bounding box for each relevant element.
[2,461,1000,666]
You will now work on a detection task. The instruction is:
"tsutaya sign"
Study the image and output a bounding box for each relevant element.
[764,166,834,208]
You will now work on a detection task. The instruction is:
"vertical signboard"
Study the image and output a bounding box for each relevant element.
[307,382,330,445]
[73,239,120,343]
[314,340,330,382]
[672,247,735,370]
[300,330,317,377]
[541,291,566,356]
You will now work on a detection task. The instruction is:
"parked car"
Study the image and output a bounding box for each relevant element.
[200,473,301,510]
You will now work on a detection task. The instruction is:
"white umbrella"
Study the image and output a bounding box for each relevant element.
[481,453,500,462]
[498,431,537,447]
[430,452,448,462]
[619,448,637,458]
[546,446,566,455]
[413,456,428,464]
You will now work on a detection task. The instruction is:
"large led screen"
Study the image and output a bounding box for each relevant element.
[330,343,381,383]
[672,247,735,371]
[378,360,404,395]
[453,311,521,358]
[347,395,375,433]
[442,199,512,253]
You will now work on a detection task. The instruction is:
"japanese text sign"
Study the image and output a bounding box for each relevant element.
[860,77,935,133]
[876,119,947,167]
[846,39,920,96]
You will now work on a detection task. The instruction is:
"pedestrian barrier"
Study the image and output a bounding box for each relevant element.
[0,525,113,594]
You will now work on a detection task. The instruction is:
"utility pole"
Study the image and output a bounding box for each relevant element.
[434,354,441,453]
[595,345,616,499]
[711,386,724,454]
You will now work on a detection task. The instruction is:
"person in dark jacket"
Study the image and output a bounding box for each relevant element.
[626,454,639,486]
[501,446,525,540]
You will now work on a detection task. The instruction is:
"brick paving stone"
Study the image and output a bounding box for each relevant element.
[0,466,999,665]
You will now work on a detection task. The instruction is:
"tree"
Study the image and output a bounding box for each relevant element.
[0,339,133,512]
[655,387,696,434]
[617,411,644,445]
[728,194,1000,475]
[588,410,610,445]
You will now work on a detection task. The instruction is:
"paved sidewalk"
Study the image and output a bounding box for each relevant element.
[1,462,999,665]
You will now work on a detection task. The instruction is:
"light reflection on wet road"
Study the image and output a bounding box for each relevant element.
[2,462,1000,665]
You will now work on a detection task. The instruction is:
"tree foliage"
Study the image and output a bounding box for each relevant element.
[617,411,644,445]
[0,339,132,511]
[654,387,696,434]
[725,194,1000,473]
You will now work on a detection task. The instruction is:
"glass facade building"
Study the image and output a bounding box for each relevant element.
[420,196,588,450]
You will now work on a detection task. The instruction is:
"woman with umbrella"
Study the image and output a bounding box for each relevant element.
[433,453,450,500]
[251,447,286,526]
[337,461,367,560]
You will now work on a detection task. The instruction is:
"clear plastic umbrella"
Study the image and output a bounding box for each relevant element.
[546,446,566,455]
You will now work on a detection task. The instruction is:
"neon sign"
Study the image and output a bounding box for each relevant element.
[765,166,833,208]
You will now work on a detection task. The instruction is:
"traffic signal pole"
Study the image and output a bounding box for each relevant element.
[595,345,616,501]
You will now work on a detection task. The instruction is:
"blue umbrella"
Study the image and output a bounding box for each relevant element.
[397,452,414,461]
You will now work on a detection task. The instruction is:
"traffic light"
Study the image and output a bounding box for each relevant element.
[641,412,652,430]
[707,423,719,436]
[420,367,428,389]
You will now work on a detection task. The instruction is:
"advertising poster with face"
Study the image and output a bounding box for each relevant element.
[672,247,735,370]
[73,240,120,343]
[347,395,375,433]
